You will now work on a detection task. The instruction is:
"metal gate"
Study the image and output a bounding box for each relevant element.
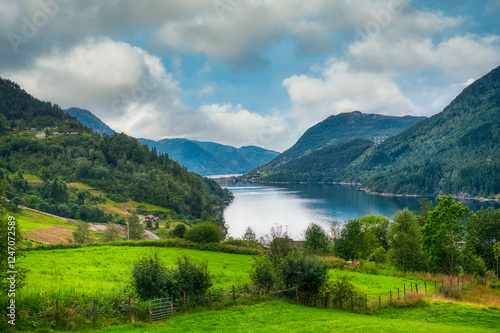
[149,296,174,323]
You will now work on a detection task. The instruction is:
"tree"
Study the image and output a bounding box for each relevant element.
[172,224,187,238]
[422,196,469,275]
[184,222,221,244]
[126,213,144,240]
[304,223,330,254]
[494,242,500,278]
[242,226,257,242]
[73,221,90,244]
[103,223,121,242]
[333,219,370,260]
[360,214,390,250]
[388,208,425,272]
[417,198,434,226]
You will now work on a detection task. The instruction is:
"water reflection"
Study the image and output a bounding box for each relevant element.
[223,183,499,240]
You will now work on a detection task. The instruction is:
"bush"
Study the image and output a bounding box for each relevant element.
[280,253,328,295]
[131,251,173,300]
[250,256,277,292]
[184,222,221,244]
[131,252,213,300]
[369,246,388,264]
[328,275,365,309]
[174,254,213,296]
[172,224,187,238]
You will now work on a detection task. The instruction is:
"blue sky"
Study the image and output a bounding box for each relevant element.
[0,0,499,151]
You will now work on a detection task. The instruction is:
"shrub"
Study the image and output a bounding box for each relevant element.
[280,253,328,295]
[250,256,277,292]
[131,251,173,300]
[328,275,365,309]
[174,254,213,296]
[172,224,187,238]
[369,246,388,264]
[184,222,221,244]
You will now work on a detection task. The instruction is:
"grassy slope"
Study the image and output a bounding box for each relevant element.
[13,210,76,231]
[328,269,436,298]
[82,300,500,333]
[17,246,256,299]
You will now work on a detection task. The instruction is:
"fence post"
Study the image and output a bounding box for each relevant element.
[93,299,96,327]
[183,291,186,313]
[296,286,299,305]
[326,291,330,308]
[128,295,131,322]
[404,283,406,300]
[398,288,400,300]
[233,285,236,303]
[416,283,418,295]
[209,290,213,310]
[390,290,392,302]
[410,283,413,292]
[378,295,381,309]
[56,299,59,325]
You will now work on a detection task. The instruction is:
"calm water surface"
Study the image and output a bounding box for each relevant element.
[222,183,499,239]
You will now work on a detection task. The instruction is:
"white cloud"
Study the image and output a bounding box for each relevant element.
[283,61,422,131]
[199,84,216,96]
[6,37,290,150]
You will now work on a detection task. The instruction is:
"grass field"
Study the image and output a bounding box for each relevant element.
[18,246,256,299]
[79,299,500,333]
[328,268,436,298]
[14,210,76,232]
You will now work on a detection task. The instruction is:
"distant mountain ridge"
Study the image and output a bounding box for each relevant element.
[65,107,115,135]
[256,111,426,172]
[138,138,279,176]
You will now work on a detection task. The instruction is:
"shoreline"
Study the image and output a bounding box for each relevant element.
[216,177,499,203]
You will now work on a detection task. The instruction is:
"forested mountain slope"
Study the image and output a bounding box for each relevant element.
[256,111,425,172]
[65,107,115,135]
[350,66,500,197]
[0,77,231,225]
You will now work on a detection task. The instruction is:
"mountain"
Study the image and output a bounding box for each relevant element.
[262,139,374,182]
[350,66,500,197]
[253,66,500,198]
[138,138,279,176]
[0,77,231,225]
[257,111,426,171]
[65,107,115,135]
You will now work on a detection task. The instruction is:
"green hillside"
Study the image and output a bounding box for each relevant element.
[0,77,231,226]
[349,66,500,197]
[256,111,425,172]
[262,139,373,182]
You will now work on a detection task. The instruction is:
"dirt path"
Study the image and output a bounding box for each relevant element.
[21,206,76,223]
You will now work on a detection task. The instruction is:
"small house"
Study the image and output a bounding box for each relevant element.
[35,132,46,138]
[67,129,79,135]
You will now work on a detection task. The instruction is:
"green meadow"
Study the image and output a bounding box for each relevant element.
[79,299,500,333]
[18,246,256,299]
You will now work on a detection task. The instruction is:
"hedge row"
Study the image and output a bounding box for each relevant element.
[24,238,262,255]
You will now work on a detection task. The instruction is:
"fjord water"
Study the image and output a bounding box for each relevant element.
[222,183,499,239]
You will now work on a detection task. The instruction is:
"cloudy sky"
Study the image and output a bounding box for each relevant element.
[1,0,499,151]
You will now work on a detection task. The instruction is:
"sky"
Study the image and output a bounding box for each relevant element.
[0,0,499,152]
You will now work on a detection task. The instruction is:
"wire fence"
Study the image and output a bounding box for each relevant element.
[6,275,483,329]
